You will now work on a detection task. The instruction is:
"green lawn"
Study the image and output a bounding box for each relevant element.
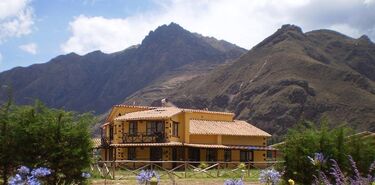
[89,168,261,184]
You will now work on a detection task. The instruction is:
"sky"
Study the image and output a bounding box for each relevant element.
[0,0,375,72]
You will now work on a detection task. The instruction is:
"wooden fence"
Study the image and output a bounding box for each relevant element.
[91,160,284,183]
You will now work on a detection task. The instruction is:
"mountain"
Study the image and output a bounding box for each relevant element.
[0,23,246,114]
[151,24,375,136]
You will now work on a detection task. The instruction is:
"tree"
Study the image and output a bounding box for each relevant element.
[0,90,95,184]
[0,87,17,184]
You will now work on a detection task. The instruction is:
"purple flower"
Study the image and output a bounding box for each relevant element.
[31,167,51,178]
[17,166,30,176]
[81,172,91,179]
[329,159,345,185]
[136,170,159,184]
[8,174,23,185]
[259,168,281,185]
[308,152,325,166]
[27,176,41,185]
[224,179,244,185]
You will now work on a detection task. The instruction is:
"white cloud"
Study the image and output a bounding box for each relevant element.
[19,42,37,54]
[0,52,3,66]
[61,0,375,54]
[0,0,34,43]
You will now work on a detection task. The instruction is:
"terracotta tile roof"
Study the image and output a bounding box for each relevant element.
[92,138,101,148]
[114,107,182,121]
[185,143,277,151]
[181,108,234,116]
[113,105,156,109]
[111,141,183,147]
[189,119,271,137]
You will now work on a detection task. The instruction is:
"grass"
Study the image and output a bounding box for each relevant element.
[89,168,261,184]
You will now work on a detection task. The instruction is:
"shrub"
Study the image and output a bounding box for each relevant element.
[1,100,95,184]
[281,119,375,184]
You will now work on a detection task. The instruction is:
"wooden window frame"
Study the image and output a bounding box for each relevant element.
[172,122,179,137]
[129,121,137,136]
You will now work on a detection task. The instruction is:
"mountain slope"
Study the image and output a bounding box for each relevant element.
[165,25,375,136]
[0,23,246,114]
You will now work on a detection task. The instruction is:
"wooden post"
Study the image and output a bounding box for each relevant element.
[184,161,187,178]
[247,161,250,177]
[217,162,220,177]
[112,161,116,180]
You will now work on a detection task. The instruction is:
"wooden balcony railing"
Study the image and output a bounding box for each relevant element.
[101,137,111,147]
[122,132,166,143]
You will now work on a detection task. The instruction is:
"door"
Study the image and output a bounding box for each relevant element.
[172,147,184,168]
[188,148,200,162]
[150,147,163,161]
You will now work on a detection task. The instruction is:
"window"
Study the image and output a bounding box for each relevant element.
[224,150,231,162]
[128,147,136,160]
[267,151,274,159]
[129,121,137,135]
[240,150,253,162]
[206,149,217,161]
[172,122,179,137]
[146,121,164,135]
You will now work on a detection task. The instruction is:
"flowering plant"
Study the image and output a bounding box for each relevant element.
[9,166,51,185]
[224,178,244,185]
[308,152,325,166]
[259,168,281,185]
[313,155,375,185]
[136,170,159,184]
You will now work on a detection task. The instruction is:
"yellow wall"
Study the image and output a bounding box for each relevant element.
[222,136,267,146]
[190,135,217,144]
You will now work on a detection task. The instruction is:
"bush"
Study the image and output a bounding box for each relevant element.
[0,99,95,184]
[281,119,375,184]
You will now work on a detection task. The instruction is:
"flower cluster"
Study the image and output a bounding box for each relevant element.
[9,166,51,185]
[259,168,281,185]
[224,179,244,185]
[136,170,159,184]
[312,155,375,185]
[81,172,91,179]
[308,152,325,166]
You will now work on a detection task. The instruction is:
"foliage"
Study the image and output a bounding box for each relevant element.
[258,168,281,185]
[136,170,159,184]
[224,178,244,185]
[8,166,51,185]
[198,162,208,169]
[281,119,375,184]
[313,155,375,185]
[237,163,246,169]
[0,93,95,184]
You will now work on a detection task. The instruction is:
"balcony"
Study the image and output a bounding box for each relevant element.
[122,132,166,143]
[101,137,111,147]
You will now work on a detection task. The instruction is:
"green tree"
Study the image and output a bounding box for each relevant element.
[0,90,95,184]
[0,87,17,184]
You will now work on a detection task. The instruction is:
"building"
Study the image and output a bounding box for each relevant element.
[100,105,275,168]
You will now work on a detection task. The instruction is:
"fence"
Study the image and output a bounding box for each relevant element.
[91,160,283,183]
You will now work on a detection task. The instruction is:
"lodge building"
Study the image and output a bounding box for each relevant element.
[100,105,276,168]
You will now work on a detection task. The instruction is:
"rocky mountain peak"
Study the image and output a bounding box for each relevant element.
[358,35,373,44]
[253,24,305,49]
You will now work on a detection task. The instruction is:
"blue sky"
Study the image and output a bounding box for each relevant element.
[0,0,375,72]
